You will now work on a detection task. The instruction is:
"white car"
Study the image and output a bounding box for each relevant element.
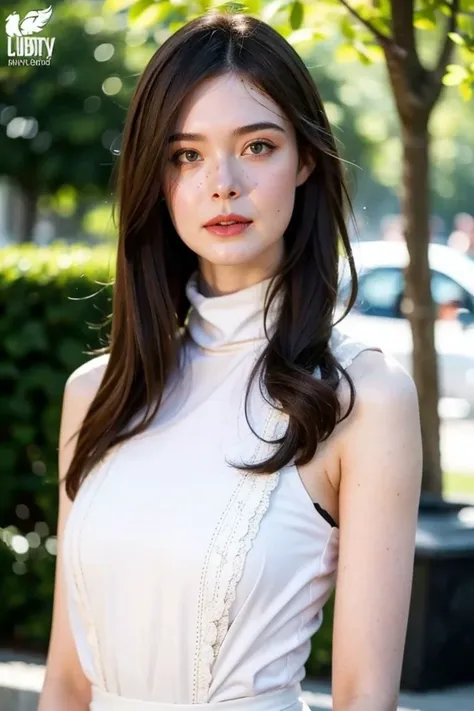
[336,240,474,415]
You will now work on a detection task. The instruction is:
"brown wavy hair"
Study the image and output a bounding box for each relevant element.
[63,11,358,501]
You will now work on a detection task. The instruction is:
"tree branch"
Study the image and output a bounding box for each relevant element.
[337,0,403,56]
[434,0,460,82]
[391,0,417,56]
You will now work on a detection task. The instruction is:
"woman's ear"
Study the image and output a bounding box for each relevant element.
[296,155,315,187]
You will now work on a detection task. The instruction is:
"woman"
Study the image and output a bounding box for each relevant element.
[39,11,422,711]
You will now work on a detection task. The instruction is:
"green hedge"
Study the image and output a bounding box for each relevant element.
[0,242,114,651]
[0,242,333,677]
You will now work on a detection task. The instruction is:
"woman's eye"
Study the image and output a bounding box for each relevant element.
[246,140,274,156]
[171,141,274,165]
[172,149,200,164]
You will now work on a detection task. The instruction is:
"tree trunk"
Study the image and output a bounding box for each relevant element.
[17,184,37,243]
[401,121,442,496]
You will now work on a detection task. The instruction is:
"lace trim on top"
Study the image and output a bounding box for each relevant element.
[192,400,285,703]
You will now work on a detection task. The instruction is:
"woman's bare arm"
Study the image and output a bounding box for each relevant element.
[331,350,422,711]
[38,358,107,710]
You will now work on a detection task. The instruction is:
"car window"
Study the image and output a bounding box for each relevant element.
[353,267,404,318]
[431,271,474,312]
[345,266,474,320]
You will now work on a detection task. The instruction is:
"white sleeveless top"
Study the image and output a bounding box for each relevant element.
[62,271,379,709]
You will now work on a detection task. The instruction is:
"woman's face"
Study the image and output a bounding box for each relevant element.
[163,72,313,290]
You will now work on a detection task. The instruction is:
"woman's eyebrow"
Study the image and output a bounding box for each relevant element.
[168,121,286,144]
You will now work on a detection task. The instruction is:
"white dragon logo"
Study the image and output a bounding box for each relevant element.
[6,5,53,38]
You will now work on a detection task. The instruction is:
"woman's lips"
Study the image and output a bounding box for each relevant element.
[204,221,253,237]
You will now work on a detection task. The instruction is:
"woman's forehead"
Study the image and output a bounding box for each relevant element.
[172,74,289,137]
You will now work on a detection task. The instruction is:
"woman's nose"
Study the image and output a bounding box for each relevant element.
[209,158,242,200]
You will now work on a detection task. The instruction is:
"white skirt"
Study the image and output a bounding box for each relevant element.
[90,683,310,711]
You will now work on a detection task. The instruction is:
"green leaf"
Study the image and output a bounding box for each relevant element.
[414,17,437,30]
[7,396,33,420]
[459,83,473,101]
[440,2,452,16]
[11,424,36,446]
[442,64,469,86]
[340,16,356,40]
[290,0,304,31]
[448,32,466,47]
[53,185,77,218]
[287,27,328,46]
[262,0,291,24]
[216,1,248,10]
[0,446,18,473]
[22,321,49,353]
[42,406,61,446]
[335,43,359,63]
[103,0,136,12]
[128,0,161,28]
[354,39,375,64]
[0,362,20,379]
[414,7,437,30]
[3,335,27,358]
[240,0,261,12]
[57,338,84,370]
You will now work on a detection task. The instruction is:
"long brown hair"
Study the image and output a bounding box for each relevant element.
[63,11,358,501]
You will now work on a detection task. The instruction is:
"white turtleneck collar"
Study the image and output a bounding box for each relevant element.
[184,270,283,353]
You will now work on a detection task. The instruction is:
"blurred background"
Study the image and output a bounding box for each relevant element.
[1,1,474,709]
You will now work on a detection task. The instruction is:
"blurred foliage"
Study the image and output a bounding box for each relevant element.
[103,0,474,96]
[99,0,473,231]
[1,0,473,239]
[82,201,118,239]
[0,242,114,650]
[308,39,474,229]
[307,590,335,677]
[0,2,132,220]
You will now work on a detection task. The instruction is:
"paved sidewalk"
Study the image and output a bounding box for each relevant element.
[1,651,474,711]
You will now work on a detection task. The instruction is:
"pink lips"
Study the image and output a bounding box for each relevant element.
[203,213,253,237]
[204,222,252,237]
[204,212,251,226]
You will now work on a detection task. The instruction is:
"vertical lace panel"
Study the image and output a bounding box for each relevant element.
[192,399,287,703]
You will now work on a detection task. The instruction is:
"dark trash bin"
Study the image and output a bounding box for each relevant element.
[401,495,474,691]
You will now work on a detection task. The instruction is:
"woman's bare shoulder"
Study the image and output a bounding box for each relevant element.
[66,353,110,397]
[67,353,109,383]
[337,346,420,451]
[345,347,417,402]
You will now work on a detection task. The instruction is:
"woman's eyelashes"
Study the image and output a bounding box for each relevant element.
[170,140,277,165]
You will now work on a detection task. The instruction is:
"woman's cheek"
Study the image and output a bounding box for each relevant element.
[259,169,297,218]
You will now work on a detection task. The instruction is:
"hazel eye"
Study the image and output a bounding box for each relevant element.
[172,149,200,164]
[246,141,274,156]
